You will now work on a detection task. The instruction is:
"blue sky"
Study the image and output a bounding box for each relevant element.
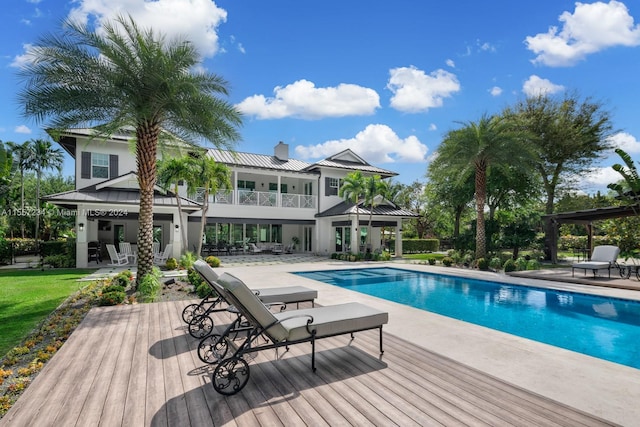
[2,0,640,194]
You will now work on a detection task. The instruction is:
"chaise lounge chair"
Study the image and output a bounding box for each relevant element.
[188,260,318,339]
[205,270,388,395]
[572,245,620,278]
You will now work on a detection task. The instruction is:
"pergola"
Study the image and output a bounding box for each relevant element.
[542,204,639,263]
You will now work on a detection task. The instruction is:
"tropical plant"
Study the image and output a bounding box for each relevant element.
[364,174,384,247]
[339,170,366,250]
[17,15,242,286]
[188,155,232,256]
[157,156,200,251]
[435,114,536,259]
[30,139,64,242]
[607,148,640,203]
[6,141,34,238]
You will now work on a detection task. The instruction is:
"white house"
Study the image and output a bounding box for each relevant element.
[44,128,417,267]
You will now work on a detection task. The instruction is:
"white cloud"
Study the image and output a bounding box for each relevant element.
[294,124,427,163]
[478,40,496,52]
[489,86,502,97]
[428,123,437,131]
[10,44,35,68]
[236,79,380,120]
[522,75,565,96]
[387,66,460,113]
[15,125,31,134]
[67,0,228,58]
[583,166,625,189]
[445,59,455,68]
[607,132,640,153]
[525,0,640,66]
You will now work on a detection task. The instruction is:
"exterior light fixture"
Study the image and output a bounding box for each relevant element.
[79,223,85,232]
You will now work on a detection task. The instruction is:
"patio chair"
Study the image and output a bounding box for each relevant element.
[207,271,388,395]
[119,242,137,264]
[248,243,263,254]
[572,245,620,278]
[271,243,283,254]
[153,241,160,257]
[188,260,317,340]
[106,244,129,266]
[153,243,172,265]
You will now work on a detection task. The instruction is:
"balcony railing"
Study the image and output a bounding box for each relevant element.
[192,189,316,209]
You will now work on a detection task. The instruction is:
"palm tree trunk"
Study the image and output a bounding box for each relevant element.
[136,124,160,287]
[475,165,487,260]
[20,169,25,238]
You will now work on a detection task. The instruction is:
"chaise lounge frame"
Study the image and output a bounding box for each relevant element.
[571,245,620,278]
[207,270,388,395]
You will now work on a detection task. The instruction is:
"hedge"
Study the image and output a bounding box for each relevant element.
[389,239,439,253]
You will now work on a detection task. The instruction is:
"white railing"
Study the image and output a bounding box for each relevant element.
[192,188,316,209]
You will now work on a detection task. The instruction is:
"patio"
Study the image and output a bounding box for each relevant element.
[0,299,613,426]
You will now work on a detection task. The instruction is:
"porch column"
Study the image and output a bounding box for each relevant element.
[76,210,88,268]
[351,217,359,254]
[173,212,182,256]
[395,220,403,258]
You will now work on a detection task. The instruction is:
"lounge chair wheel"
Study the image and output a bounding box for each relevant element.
[182,303,206,324]
[212,357,250,395]
[198,334,229,364]
[188,315,214,338]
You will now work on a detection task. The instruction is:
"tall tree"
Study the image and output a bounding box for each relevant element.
[0,141,13,214]
[31,139,64,241]
[18,15,242,285]
[339,170,366,251]
[7,140,35,237]
[188,155,231,256]
[505,92,614,214]
[435,114,536,259]
[157,156,200,252]
[363,174,383,247]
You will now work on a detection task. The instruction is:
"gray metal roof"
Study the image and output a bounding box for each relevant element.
[207,149,313,173]
[304,159,397,176]
[316,200,417,218]
[43,189,201,209]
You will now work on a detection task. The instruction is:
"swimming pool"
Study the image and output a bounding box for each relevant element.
[294,267,640,369]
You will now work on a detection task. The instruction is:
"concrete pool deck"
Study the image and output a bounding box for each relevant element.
[218,260,640,426]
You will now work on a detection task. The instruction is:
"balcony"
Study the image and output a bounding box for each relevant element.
[192,189,316,209]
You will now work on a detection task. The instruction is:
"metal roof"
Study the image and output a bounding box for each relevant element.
[207,149,313,173]
[316,200,417,218]
[304,159,397,176]
[43,188,201,209]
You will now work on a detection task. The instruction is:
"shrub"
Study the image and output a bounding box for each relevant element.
[99,290,126,306]
[0,237,11,265]
[195,282,211,299]
[428,258,436,265]
[489,257,503,271]
[476,258,489,271]
[515,257,528,271]
[165,257,178,270]
[187,267,203,288]
[205,256,221,268]
[137,268,161,303]
[526,259,541,270]
[503,259,517,272]
[111,270,133,288]
[179,252,197,269]
[43,254,74,268]
[330,252,338,259]
[442,256,454,267]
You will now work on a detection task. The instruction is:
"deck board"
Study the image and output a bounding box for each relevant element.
[0,300,618,427]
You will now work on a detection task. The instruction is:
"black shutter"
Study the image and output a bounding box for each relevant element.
[325,177,331,196]
[81,152,91,179]
[109,155,118,179]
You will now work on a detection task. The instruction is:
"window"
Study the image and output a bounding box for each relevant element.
[92,153,109,178]
[326,177,343,196]
[237,180,255,190]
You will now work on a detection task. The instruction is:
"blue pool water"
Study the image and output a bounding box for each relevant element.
[294,267,640,369]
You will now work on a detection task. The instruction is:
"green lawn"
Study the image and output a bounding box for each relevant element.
[0,268,95,356]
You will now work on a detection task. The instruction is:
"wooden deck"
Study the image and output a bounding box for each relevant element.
[0,301,616,427]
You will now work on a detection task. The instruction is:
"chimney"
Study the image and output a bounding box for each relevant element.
[274,141,289,161]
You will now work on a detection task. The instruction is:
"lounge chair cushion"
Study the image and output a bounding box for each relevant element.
[572,261,611,270]
[254,286,317,304]
[195,260,219,285]
[274,303,388,342]
[217,273,289,341]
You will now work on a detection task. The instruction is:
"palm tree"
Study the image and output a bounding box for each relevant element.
[189,155,231,256]
[18,15,242,285]
[7,141,35,237]
[436,114,536,259]
[157,156,200,252]
[339,170,366,251]
[30,139,64,241]
[363,174,384,248]
[608,148,640,203]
